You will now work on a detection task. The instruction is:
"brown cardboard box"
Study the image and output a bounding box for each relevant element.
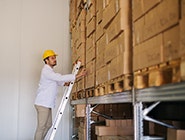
[163,25,180,61]
[96,21,104,41]
[103,0,110,9]
[105,37,120,63]
[167,128,185,140]
[75,104,86,117]
[132,0,144,21]
[78,9,86,21]
[77,43,85,65]
[86,46,95,63]
[95,126,118,136]
[106,119,117,127]
[96,8,103,24]
[86,72,95,88]
[96,34,107,70]
[133,34,163,71]
[144,0,179,41]
[106,2,131,43]
[77,77,85,91]
[143,0,161,13]
[134,16,145,45]
[86,60,95,88]
[86,59,95,74]
[86,3,96,24]
[86,16,96,37]
[180,19,185,56]
[96,65,108,85]
[102,0,118,28]
[182,0,185,19]
[108,54,124,80]
[96,0,103,13]
[157,0,179,33]
[86,32,95,51]
[117,127,134,136]
[143,5,158,41]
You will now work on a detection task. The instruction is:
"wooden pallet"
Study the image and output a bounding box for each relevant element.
[95,84,107,96]
[76,90,86,99]
[95,74,133,96]
[134,59,181,89]
[107,74,133,94]
[85,87,95,98]
[71,92,77,100]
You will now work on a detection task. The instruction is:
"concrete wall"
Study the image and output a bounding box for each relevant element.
[0,0,72,139]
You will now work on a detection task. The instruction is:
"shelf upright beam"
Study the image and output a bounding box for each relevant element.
[134,102,143,140]
[86,104,91,140]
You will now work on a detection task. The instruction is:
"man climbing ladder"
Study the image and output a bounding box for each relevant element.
[34,50,86,140]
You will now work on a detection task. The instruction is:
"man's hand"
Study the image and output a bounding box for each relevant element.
[64,82,70,86]
[76,68,87,79]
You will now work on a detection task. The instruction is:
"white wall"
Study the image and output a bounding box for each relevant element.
[0,0,72,139]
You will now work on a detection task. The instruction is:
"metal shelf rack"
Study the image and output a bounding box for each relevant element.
[71,81,185,140]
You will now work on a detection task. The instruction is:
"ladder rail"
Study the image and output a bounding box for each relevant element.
[45,61,81,140]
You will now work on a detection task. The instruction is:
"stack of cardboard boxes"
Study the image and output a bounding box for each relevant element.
[133,0,185,88]
[70,0,133,98]
[96,119,133,140]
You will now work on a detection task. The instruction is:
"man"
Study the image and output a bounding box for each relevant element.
[34,50,86,140]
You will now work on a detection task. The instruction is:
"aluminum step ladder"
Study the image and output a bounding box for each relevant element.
[45,61,81,140]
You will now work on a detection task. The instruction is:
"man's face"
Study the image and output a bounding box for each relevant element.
[46,55,57,67]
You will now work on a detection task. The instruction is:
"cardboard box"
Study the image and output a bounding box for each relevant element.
[163,25,180,61]
[78,9,86,21]
[108,54,124,80]
[117,127,134,136]
[75,104,86,117]
[85,72,95,88]
[86,16,96,37]
[180,19,185,56]
[96,65,108,85]
[133,34,163,71]
[86,2,96,24]
[132,0,144,21]
[86,46,95,63]
[143,5,159,41]
[102,0,118,28]
[182,0,185,19]
[96,0,103,13]
[167,128,185,140]
[143,0,161,13]
[106,120,117,127]
[96,21,104,41]
[96,35,107,70]
[157,0,179,33]
[144,0,179,41]
[77,77,85,91]
[86,32,95,51]
[86,59,95,74]
[134,16,145,45]
[77,43,85,65]
[96,8,103,25]
[95,126,118,136]
[106,2,131,43]
[105,37,120,63]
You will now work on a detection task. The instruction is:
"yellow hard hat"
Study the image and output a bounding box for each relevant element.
[42,50,58,60]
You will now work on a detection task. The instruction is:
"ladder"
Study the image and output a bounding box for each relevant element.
[45,61,81,140]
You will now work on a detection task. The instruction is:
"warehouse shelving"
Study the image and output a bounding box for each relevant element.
[71,81,185,140]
